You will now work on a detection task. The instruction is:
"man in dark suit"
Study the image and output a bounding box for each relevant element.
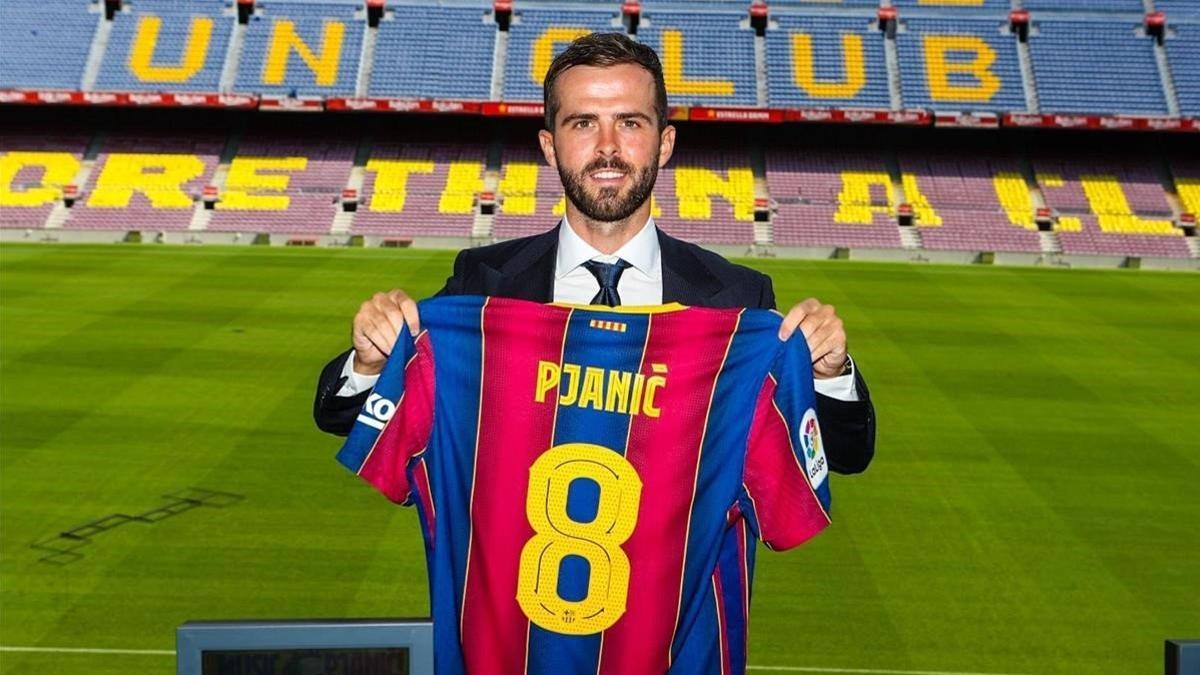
[314,33,874,474]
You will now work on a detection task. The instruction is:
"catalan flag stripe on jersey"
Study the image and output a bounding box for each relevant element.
[336,296,832,675]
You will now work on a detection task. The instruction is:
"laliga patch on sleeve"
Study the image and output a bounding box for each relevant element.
[799,408,828,488]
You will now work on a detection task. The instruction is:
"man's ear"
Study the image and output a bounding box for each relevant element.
[538,129,557,170]
[658,124,676,169]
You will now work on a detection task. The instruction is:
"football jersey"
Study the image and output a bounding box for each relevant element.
[337,296,831,675]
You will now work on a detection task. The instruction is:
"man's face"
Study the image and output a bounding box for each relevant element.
[539,63,675,227]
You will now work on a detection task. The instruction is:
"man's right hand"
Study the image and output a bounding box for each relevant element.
[351,289,420,376]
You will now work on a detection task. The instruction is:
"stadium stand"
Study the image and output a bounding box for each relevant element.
[1165,22,1200,118]
[899,154,1042,253]
[1173,160,1200,218]
[233,1,363,97]
[892,0,1009,9]
[1034,156,1190,258]
[350,142,487,238]
[495,144,564,239]
[1027,20,1170,115]
[95,0,233,93]
[636,10,758,107]
[207,131,354,234]
[766,14,891,110]
[369,6,496,100]
[653,147,757,244]
[504,9,620,103]
[1156,0,1200,21]
[896,18,1027,113]
[1022,0,1145,13]
[0,130,91,229]
[67,132,223,231]
[766,151,904,249]
[0,0,97,90]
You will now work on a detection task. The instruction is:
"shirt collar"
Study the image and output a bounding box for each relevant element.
[555,215,662,281]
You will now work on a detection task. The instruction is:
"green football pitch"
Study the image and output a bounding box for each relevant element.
[1,243,1196,675]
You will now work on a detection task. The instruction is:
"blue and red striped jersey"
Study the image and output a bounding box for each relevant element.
[337,296,831,675]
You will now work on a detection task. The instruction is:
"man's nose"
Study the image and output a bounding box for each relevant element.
[595,123,619,157]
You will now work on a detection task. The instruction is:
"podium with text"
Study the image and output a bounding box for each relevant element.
[177,619,433,675]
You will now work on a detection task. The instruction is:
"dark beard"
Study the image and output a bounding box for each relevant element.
[558,155,658,224]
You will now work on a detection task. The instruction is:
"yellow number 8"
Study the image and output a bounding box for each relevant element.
[516,443,643,635]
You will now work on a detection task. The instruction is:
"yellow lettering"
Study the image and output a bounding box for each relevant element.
[439,162,485,214]
[536,361,560,403]
[1081,175,1177,235]
[642,376,665,418]
[606,371,631,415]
[919,0,986,4]
[218,157,306,210]
[661,30,734,96]
[923,36,1001,102]
[900,174,942,226]
[1177,176,1200,216]
[1038,173,1082,232]
[531,27,592,85]
[629,373,646,417]
[499,162,539,215]
[791,34,865,99]
[833,171,894,224]
[578,367,605,410]
[263,20,345,86]
[128,16,213,82]
[992,171,1037,229]
[0,152,80,207]
[559,364,581,406]
[365,159,434,212]
[86,154,204,208]
[675,167,755,221]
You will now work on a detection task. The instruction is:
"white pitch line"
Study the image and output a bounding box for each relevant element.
[0,646,174,656]
[748,666,1025,675]
[0,645,1024,675]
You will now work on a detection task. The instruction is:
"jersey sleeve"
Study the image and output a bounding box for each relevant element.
[335,326,436,505]
[739,338,832,551]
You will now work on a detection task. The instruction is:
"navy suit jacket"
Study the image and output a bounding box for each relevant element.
[314,225,875,473]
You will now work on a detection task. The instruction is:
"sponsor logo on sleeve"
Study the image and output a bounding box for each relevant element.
[799,408,828,488]
[357,392,397,430]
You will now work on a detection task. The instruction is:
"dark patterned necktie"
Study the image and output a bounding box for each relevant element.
[581,259,632,307]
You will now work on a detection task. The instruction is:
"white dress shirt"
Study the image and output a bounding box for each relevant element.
[338,216,858,401]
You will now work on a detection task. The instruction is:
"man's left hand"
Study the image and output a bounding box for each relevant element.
[779,298,849,379]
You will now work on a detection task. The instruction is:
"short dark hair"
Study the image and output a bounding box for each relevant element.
[542,32,669,132]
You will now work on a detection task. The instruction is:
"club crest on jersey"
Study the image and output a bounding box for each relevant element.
[800,408,828,487]
[535,360,667,418]
[357,392,396,430]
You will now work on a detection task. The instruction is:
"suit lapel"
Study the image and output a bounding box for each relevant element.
[658,228,726,306]
[481,224,559,302]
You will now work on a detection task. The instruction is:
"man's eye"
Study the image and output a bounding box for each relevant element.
[623,119,640,128]
[573,120,591,129]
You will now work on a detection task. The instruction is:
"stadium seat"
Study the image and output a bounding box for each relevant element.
[0,130,93,229]
[891,0,1008,10]
[369,6,496,99]
[0,0,98,90]
[896,18,1026,113]
[1023,0,1144,13]
[504,9,621,103]
[766,15,890,110]
[637,11,758,107]
[1164,23,1200,117]
[351,142,486,238]
[1028,20,1170,115]
[233,1,363,97]
[95,0,233,93]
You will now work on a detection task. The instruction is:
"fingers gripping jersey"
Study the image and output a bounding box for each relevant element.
[336,296,832,675]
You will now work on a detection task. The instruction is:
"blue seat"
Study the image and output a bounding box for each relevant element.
[896,18,1025,112]
[766,14,890,109]
[1165,22,1200,117]
[1028,20,1169,115]
[637,10,758,107]
[504,9,619,102]
[370,7,495,99]
[96,0,232,92]
[0,0,97,89]
[233,1,363,96]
